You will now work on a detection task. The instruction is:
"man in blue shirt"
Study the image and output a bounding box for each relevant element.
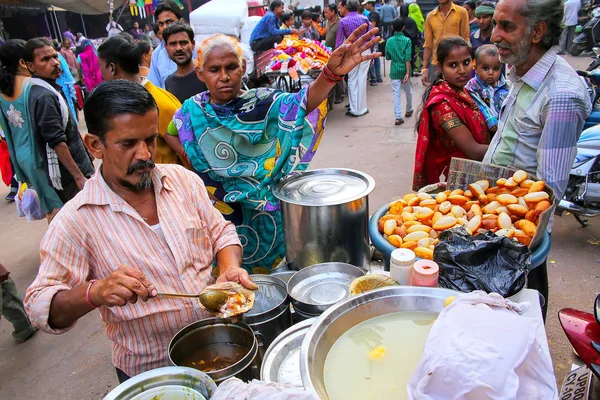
[250,0,300,52]
[148,1,184,89]
[380,0,397,38]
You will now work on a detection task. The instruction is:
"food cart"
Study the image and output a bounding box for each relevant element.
[105,163,564,400]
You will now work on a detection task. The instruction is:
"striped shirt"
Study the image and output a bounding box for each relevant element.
[483,49,591,203]
[336,12,371,49]
[24,164,241,377]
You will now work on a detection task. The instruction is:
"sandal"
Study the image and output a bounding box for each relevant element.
[405,110,414,118]
[395,118,404,125]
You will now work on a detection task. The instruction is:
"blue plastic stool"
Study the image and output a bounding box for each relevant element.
[369,202,552,270]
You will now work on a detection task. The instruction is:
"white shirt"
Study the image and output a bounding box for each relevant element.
[563,0,581,27]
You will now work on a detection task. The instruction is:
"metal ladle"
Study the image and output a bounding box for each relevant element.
[157,290,229,312]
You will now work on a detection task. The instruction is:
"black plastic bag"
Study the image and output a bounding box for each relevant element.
[434,227,531,297]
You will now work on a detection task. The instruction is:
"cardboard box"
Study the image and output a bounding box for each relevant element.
[444,158,554,249]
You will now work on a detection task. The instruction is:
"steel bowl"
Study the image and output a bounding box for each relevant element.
[299,286,459,398]
[103,366,216,400]
[287,262,366,315]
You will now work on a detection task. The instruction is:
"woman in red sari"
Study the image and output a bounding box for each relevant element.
[413,37,490,191]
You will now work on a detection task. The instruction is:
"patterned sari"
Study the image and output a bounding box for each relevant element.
[172,87,327,273]
[413,81,488,191]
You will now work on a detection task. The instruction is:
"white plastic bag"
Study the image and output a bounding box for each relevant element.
[211,378,318,400]
[190,0,248,37]
[407,291,557,399]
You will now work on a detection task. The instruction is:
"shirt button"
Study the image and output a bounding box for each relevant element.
[181,275,186,280]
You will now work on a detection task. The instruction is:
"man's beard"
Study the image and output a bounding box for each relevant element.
[173,53,192,66]
[497,35,532,67]
[120,160,155,192]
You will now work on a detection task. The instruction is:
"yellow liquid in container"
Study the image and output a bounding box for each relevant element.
[323,312,437,400]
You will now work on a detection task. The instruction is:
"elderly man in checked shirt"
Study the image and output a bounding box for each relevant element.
[24,80,256,383]
[484,0,591,319]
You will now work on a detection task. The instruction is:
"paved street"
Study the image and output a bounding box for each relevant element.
[1,56,599,399]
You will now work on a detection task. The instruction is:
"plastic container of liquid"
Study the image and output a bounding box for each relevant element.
[390,249,415,285]
[411,260,439,287]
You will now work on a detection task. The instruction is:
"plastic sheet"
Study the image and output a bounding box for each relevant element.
[434,227,531,298]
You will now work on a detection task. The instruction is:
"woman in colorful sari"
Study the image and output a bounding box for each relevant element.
[168,26,381,274]
[78,39,102,92]
[413,37,490,191]
[0,39,63,220]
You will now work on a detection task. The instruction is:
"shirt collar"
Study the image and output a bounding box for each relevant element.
[431,2,458,16]
[508,48,557,91]
[75,165,172,210]
[394,31,406,37]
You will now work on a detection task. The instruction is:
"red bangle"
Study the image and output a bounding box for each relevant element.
[321,65,344,83]
[86,279,99,308]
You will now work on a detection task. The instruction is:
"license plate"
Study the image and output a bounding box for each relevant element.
[560,366,592,400]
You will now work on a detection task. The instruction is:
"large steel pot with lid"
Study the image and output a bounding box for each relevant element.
[273,168,375,270]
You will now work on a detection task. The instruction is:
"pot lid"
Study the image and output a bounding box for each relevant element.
[245,275,287,317]
[260,318,316,386]
[272,168,375,206]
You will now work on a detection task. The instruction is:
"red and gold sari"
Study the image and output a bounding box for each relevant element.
[413,81,488,191]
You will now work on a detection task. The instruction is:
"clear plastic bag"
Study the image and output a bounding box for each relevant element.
[21,188,45,221]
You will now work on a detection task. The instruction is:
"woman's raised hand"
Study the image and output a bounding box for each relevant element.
[326,24,382,76]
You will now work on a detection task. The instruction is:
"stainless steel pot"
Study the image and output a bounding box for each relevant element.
[287,262,365,315]
[300,286,458,398]
[243,275,292,354]
[273,168,375,270]
[168,318,260,385]
[103,366,216,400]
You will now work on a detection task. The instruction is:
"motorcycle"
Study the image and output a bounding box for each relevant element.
[555,68,600,226]
[571,7,600,57]
[558,294,600,399]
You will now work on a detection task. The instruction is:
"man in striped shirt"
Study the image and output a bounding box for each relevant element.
[24,80,255,382]
[484,0,591,319]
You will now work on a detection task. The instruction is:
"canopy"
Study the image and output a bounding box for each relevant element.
[0,0,114,14]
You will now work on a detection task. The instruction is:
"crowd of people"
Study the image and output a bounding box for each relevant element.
[0,0,592,386]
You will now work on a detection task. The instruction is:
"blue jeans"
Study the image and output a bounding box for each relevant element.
[391,79,413,118]
[369,57,382,83]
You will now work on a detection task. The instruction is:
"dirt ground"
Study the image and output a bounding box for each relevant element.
[0,56,599,399]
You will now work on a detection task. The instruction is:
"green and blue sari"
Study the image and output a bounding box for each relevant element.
[170,87,327,273]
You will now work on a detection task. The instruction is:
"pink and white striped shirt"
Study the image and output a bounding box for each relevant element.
[24,164,241,377]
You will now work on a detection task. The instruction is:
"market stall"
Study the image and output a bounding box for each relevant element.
[104,161,565,400]
[265,37,331,92]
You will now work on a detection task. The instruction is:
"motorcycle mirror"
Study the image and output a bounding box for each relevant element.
[595,293,599,325]
[594,47,600,56]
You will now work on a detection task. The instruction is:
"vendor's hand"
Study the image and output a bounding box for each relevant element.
[291,28,299,35]
[326,24,381,77]
[90,265,157,307]
[0,263,10,283]
[217,266,258,291]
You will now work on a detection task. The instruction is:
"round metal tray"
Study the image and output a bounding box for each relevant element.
[260,318,316,387]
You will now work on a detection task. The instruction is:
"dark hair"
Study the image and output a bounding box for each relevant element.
[154,0,182,20]
[474,43,499,63]
[392,18,405,32]
[463,0,476,10]
[162,22,195,43]
[301,10,312,19]
[0,39,26,96]
[415,37,471,132]
[326,3,338,13]
[280,11,294,24]
[137,40,152,62]
[270,0,284,11]
[153,23,160,34]
[346,0,359,12]
[98,33,140,75]
[84,80,157,142]
[24,37,53,63]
